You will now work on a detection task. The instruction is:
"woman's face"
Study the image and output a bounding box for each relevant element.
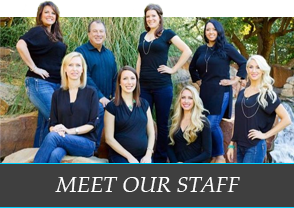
[145,9,160,30]
[41,5,56,27]
[120,70,137,93]
[205,22,218,43]
[65,57,83,81]
[247,59,263,82]
[180,90,194,111]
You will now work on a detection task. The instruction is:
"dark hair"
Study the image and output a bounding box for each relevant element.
[144,4,164,38]
[114,66,141,107]
[87,20,107,34]
[36,1,63,42]
[204,19,227,58]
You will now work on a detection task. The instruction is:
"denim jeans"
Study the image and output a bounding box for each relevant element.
[237,140,267,163]
[25,77,60,147]
[207,92,229,157]
[34,132,96,163]
[140,85,173,163]
[96,102,104,150]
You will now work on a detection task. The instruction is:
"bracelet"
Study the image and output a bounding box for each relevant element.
[228,145,235,149]
[147,148,154,153]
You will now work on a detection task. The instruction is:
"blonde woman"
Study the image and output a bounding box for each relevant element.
[227,55,291,163]
[34,52,99,163]
[168,85,212,163]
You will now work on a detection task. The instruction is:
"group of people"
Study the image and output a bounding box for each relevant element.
[16,1,291,164]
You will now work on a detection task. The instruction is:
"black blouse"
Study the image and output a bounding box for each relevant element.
[49,86,99,142]
[105,98,150,157]
[20,26,67,83]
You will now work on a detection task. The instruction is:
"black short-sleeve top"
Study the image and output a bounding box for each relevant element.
[105,98,150,157]
[20,26,67,83]
[138,29,176,89]
[232,89,280,147]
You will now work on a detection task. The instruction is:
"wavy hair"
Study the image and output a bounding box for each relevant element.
[60,52,87,90]
[247,55,277,108]
[36,1,63,42]
[169,85,207,145]
[204,19,227,58]
[114,66,141,107]
[144,4,164,38]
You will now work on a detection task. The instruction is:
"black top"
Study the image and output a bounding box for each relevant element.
[232,89,280,147]
[49,86,99,143]
[167,118,212,163]
[138,29,176,89]
[75,42,117,100]
[105,98,150,157]
[189,43,247,118]
[20,26,67,83]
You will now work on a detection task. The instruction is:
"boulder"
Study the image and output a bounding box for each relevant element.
[0,111,37,158]
[271,65,294,88]
[0,82,20,115]
[2,148,108,163]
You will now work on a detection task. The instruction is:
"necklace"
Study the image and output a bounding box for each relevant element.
[143,39,153,55]
[204,45,215,73]
[127,99,136,111]
[241,96,260,118]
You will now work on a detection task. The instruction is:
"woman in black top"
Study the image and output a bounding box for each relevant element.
[189,19,247,163]
[227,55,290,163]
[136,4,192,163]
[16,1,66,147]
[168,85,212,163]
[105,66,155,163]
[34,52,99,163]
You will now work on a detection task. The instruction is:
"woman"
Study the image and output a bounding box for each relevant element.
[34,52,99,163]
[168,85,212,163]
[136,4,192,163]
[189,19,247,163]
[16,1,66,147]
[104,66,155,163]
[227,55,291,163]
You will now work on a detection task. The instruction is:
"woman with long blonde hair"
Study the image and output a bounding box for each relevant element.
[227,55,291,163]
[168,85,212,163]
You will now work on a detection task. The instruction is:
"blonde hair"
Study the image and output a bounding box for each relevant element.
[247,55,277,109]
[169,85,207,145]
[60,52,87,90]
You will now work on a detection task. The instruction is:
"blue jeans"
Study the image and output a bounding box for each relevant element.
[34,132,96,163]
[207,92,229,157]
[237,140,267,163]
[140,85,173,163]
[25,77,60,147]
[96,102,104,151]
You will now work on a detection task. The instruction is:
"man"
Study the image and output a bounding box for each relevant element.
[75,20,117,153]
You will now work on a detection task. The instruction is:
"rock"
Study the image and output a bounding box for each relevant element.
[281,88,294,97]
[2,148,108,163]
[271,65,294,88]
[283,83,293,89]
[0,82,20,115]
[287,76,294,85]
[0,47,14,57]
[0,111,37,158]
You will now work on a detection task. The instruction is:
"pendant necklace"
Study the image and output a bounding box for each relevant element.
[204,45,215,73]
[143,39,153,55]
[241,93,260,119]
[128,99,136,111]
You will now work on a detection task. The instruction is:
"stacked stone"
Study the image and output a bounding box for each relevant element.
[281,76,294,97]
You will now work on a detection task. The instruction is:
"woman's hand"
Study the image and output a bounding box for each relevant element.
[226,148,234,163]
[127,156,140,163]
[33,67,50,79]
[157,65,175,74]
[219,79,238,86]
[52,124,68,137]
[248,129,266,140]
[140,155,152,163]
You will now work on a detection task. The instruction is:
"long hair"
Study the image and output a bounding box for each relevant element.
[169,85,207,145]
[247,55,277,108]
[144,4,164,38]
[114,66,141,107]
[36,1,63,42]
[60,52,87,90]
[204,19,227,58]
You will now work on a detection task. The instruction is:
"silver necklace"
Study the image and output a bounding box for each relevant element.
[204,45,215,73]
[143,39,153,55]
[241,96,260,118]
